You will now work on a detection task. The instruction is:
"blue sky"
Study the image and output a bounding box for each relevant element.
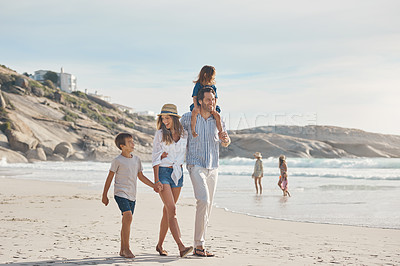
[1,0,400,134]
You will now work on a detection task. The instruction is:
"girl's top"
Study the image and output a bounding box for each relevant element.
[152,129,188,185]
[190,83,221,113]
[252,159,263,178]
[280,162,287,179]
[192,83,218,99]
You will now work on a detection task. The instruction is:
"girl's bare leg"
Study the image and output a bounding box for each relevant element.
[191,111,199,138]
[212,111,223,133]
[254,178,258,194]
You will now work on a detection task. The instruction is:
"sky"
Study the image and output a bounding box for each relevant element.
[1,0,400,135]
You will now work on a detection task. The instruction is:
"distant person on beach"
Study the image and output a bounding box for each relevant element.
[278,155,290,197]
[181,86,231,257]
[252,152,264,194]
[152,104,193,258]
[101,133,161,258]
[190,65,223,138]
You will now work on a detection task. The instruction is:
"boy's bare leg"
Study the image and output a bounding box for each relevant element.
[120,211,135,258]
[191,110,199,138]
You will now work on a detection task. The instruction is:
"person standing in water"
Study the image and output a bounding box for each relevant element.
[278,155,290,197]
[252,152,264,194]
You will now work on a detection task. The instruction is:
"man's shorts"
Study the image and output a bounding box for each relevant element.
[114,195,136,215]
[159,166,183,188]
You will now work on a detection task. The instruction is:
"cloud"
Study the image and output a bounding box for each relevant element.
[1,0,400,134]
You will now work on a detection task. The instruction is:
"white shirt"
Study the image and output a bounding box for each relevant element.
[110,154,143,201]
[152,129,188,185]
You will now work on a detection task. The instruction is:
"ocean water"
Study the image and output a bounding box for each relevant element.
[1,157,399,229]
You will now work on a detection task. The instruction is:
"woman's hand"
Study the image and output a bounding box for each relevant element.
[161,152,168,159]
[154,182,163,193]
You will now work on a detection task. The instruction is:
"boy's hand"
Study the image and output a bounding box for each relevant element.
[102,194,109,206]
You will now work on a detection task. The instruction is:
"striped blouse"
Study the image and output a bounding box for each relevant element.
[180,112,225,169]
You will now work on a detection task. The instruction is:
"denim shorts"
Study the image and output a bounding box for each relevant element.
[159,166,183,188]
[114,195,136,215]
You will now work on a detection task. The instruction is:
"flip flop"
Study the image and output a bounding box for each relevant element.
[193,248,215,257]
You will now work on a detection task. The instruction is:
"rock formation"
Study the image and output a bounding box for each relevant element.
[1,65,399,163]
[222,126,400,159]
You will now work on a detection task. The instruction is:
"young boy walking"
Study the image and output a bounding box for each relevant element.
[102,133,162,258]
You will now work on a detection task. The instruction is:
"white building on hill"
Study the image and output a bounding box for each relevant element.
[113,103,135,114]
[88,91,111,102]
[33,68,77,93]
[33,70,49,81]
[59,68,77,93]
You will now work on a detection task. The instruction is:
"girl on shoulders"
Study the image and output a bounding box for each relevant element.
[190,65,223,137]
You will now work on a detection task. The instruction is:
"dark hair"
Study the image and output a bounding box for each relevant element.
[197,86,216,104]
[156,115,184,145]
[115,133,133,150]
[194,65,216,86]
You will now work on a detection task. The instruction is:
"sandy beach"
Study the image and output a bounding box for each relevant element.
[0,177,399,266]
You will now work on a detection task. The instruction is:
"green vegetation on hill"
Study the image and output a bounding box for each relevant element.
[0,64,147,134]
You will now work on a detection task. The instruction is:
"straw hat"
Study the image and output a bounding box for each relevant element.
[157,104,181,118]
[253,152,262,158]
[279,155,286,160]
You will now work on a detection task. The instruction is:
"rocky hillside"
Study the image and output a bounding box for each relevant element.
[0,65,156,163]
[222,125,400,158]
[1,65,399,163]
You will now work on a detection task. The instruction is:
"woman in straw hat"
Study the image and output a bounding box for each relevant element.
[252,152,264,194]
[152,104,193,257]
[278,155,290,197]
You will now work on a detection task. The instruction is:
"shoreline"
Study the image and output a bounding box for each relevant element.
[1,171,400,231]
[214,204,400,231]
[1,177,400,265]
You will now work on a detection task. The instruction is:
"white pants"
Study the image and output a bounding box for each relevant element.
[188,165,218,247]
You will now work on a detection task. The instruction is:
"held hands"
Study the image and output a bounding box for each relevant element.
[153,181,163,193]
[102,194,109,206]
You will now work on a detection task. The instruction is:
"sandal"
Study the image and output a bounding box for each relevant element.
[179,246,193,258]
[156,245,168,256]
[193,248,215,257]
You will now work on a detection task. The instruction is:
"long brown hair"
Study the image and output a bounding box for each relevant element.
[156,115,184,145]
[194,65,216,86]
